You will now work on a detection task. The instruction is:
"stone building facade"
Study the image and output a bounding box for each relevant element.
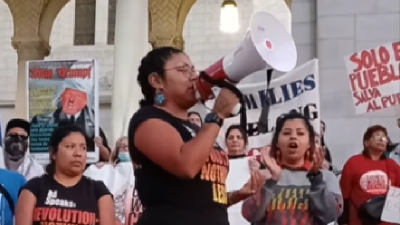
[0,0,398,167]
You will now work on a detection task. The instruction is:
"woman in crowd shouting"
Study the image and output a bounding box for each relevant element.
[338,125,400,225]
[241,112,343,225]
[128,47,266,225]
[16,124,115,225]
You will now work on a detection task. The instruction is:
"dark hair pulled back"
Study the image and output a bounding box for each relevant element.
[45,123,89,175]
[225,124,248,145]
[137,47,183,107]
[270,112,316,162]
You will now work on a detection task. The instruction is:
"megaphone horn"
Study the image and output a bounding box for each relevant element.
[195,11,297,102]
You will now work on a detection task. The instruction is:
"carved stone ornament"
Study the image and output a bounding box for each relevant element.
[148,0,197,50]
[12,38,51,61]
[149,33,184,50]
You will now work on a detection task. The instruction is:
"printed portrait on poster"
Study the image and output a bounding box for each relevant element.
[28,60,99,164]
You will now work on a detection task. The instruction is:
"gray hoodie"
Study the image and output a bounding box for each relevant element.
[241,169,343,225]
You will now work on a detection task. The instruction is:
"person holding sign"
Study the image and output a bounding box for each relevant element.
[338,125,400,225]
[241,112,343,225]
[128,47,266,225]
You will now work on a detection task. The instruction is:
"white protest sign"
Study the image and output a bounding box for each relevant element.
[344,41,400,114]
[213,59,320,149]
[84,163,143,225]
[381,186,400,224]
[227,157,251,191]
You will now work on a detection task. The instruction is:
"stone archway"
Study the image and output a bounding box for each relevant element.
[3,0,70,118]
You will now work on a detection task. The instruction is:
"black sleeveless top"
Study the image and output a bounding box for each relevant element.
[128,107,229,225]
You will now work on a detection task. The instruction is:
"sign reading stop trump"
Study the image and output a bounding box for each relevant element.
[344,41,400,114]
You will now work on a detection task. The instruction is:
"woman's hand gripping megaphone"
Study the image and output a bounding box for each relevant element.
[195,71,243,118]
[212,88,241,119]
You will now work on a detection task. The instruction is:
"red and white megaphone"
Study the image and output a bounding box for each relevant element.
[195,11,297,110]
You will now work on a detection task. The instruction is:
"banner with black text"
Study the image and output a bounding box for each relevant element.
[214,59,320,149]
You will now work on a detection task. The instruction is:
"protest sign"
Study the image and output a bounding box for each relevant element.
[84,163,143,225]
[381,186,400,224]
[212,59,320,149]
[27,60,99,164]
[227,157,251,191]
[344,41,400,114]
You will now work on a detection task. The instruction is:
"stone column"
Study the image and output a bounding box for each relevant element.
[111,0,149,144]
[5,0,69,119]
[148,0,198,51]
[12,39,50,119]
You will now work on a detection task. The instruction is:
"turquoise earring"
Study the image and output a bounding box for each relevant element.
[154,92,165,105]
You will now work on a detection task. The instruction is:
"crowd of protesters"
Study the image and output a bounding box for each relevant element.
[0,47,398,225]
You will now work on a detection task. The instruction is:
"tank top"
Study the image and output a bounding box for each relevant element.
[128,107,229,225]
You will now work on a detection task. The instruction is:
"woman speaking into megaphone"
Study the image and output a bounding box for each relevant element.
[128,47,266,225]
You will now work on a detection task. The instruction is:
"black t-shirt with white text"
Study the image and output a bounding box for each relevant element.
[23,174,111,225]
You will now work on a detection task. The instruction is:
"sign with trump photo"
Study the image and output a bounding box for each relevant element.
[27,59,99,164]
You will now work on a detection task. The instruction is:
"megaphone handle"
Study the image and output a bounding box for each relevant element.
[257,69,274,134]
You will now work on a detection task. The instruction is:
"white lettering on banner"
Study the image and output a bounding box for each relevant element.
[215,59,320,149]
[381,186,400,224]
[344,41,400,114]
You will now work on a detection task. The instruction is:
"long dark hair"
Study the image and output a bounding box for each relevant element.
[46,124,89,175]
[270,112,316,163]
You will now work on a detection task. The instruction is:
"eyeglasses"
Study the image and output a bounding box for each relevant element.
[164,65,199,77]
[371,135,388,142]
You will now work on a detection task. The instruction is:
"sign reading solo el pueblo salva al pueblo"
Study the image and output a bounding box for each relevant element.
[344,41,400,114]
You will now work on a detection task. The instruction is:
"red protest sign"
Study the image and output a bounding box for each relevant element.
[345,41,400,114]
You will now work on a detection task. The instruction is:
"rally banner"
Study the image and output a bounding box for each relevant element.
[213,59,320,149]
[344,41,400,114]
[27,60,99,164]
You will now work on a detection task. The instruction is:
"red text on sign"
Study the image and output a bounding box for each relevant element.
[350,42,400,72]
[30,69,53,79]
[57,67,91,79]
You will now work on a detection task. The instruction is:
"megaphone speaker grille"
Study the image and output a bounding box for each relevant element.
[250,11,297,72]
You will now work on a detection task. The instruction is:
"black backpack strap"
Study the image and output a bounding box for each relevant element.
[0,184,15,214]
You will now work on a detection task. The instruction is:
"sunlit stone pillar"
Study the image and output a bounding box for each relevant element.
[12,40,50,119]
[111,0,149,143]
[5,0,69,119]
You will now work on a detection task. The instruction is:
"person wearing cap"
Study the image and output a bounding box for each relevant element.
[2,118,44,180]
